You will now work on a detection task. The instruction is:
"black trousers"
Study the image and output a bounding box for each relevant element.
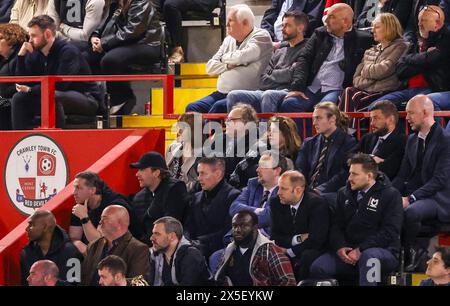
[84,43,160,106]
[11,91,98,129]
[162,0,218,47]
[290,249,323,282]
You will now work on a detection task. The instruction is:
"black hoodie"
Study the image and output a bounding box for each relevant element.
[330,173,403,255]
[20,225,83,285]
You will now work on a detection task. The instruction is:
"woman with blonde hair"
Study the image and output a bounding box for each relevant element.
[340,13,409,119]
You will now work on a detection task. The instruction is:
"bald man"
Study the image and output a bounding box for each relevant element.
[393,95,450,272]
[27,260,60,286]
[21,210,83,285]
[369,5,450,112]
[270,170,329,281]
[279,3,373,137]
[81,205,150,286]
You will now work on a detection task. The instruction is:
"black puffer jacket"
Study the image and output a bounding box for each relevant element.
[330,173,403,255]
[396,26,450,92]
[290,26,373,92]
[92,0,162,52]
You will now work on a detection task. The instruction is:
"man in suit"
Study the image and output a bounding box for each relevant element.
[296,102,357,208]
[130,151,189,245]
[356,100,406,180]
[229,151,289,236]
[310,153,403,286]
[271,170,329,281]
[185,157,241,259]
[393,95,450,271]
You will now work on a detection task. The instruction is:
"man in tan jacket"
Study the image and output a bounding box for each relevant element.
[10,0,49,29]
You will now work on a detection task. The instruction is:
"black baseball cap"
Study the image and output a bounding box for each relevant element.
[130,151,168,170]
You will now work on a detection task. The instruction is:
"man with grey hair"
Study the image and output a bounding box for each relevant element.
[393,95,450,271]
[186,4,273,113]
[149,216,210,285]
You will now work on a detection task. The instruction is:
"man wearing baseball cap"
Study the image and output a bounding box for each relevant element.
[130,151,189,245]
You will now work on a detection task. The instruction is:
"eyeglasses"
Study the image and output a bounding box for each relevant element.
[420,5,441,20]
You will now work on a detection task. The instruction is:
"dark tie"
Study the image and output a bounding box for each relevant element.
[310,137,330,187]
[417,138,425,168]
[371,137,384,156]
[259,190,270,208]
[357,191,365,202]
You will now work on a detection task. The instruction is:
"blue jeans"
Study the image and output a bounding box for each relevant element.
[310,248,398,286]
[227,89,289,112]
[186,91,227,113]
[368,88,432,111]
[280,89,341,138]
[427,91,450,111]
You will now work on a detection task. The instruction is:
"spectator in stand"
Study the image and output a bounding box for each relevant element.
[215,210,297,286]
[70,171,138,255]
[225,10,309,114]
[295,102,357,208]
[98,255,149,286]
[0,23,28,130]
[275,3,373,136]
[27,260,66,286]
[166,112,204,193]
[419,247,450,286]
[84,0,162,115]
[185,4,272,114]
[21,210,83,285]
[10,0,50,29]
[310,153,403,286]
[393,95,450,272]
[355,100,406,180]
[356,0,413,30]
[158,0,219,64]
[13,14,103,129]
[0,0,15,23]
[368,5,450,111]
[47,0,107,46]
[130,151,189,245]
[261,0,325,42]
[404,0,441,43]
[185,157,241,258]
[81,205,150,286]
[339,13,409,115]
[268,116,302,168]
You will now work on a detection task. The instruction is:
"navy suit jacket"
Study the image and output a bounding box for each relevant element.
[229,178,277,230]
[295,128,357,193]
[393,124,450,221]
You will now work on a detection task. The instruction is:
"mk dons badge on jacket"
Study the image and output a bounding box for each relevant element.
[367,197,379,212]
[4,134,69,215]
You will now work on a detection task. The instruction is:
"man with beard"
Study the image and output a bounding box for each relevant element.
[215,210,296,286]
[149,217,210,286]
[355,100,406,180]
[12,14,103,129]
[393,95,450,271]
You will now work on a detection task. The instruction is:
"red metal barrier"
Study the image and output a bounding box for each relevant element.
[0,74,175,129]
[0,128,165,285]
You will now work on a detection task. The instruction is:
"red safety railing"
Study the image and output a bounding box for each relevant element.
[0,74,175,129]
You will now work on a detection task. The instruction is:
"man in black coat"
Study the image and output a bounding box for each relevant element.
[21,210,83,285]
[271,170,329,281]
[393,95,450,271]
[130,151,189,245]
[355,100,406,180]
[296,102,357,207]
[185,157,241,259]
[149,216,210,286]
[13,15,103,129]
[310,153,403,286]
[261,0,325,41]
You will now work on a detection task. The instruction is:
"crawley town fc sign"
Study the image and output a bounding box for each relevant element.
[4,134,69,215]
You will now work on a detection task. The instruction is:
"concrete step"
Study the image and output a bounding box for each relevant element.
[151,87,216,114]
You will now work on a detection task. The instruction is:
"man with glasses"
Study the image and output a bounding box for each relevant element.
[368,4,450,111]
